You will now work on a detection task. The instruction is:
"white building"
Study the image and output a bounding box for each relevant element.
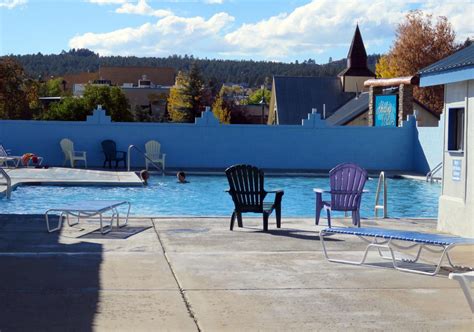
[419,44,474,237]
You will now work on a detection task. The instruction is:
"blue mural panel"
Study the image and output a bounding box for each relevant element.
[375,95,398,127]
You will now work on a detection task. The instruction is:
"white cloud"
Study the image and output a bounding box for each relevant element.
[69,12,234,56]
[0,0,27,9]
[204,0,224,4]
[420,0,474,41]
[224,0,472,60]
[87,0,129,4]
[69,0,472,61]
[116,0,173,17]
[224,0,406,60]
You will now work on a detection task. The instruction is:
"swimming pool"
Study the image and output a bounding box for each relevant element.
[1,175,440,218]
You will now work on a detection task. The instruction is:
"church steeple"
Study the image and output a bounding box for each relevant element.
[338,25,375,92]
[347,24,368,69]
[339,24,374,77]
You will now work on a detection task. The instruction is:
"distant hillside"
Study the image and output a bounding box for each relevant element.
[8,49,379,87]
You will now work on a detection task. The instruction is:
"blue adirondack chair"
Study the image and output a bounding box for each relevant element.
[314,163,368,228]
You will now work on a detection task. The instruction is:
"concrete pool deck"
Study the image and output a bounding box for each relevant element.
[0,167,143,196]
[0,215,472,331]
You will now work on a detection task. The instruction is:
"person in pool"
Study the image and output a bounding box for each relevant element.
[177,171,189,183]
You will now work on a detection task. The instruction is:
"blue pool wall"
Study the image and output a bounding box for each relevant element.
[413,114,444,174]
[0,108,441,173]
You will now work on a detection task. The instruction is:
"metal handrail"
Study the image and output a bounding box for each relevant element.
[374,171,387,218]
[0,167,12,199]
[127,145,164,174]
[426,162,443,183]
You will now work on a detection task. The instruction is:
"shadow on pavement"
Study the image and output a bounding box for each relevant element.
[0,214,102,332]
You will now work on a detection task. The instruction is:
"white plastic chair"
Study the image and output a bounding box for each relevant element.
[144,140,165,171]
[60,138,87,168]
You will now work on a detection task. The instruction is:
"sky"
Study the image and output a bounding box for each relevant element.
[0,0,472,63]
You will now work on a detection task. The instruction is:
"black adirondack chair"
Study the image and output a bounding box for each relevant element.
[225,164,284,231]
[101,140,127,169]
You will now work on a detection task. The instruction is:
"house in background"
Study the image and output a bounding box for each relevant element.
[327,77,440,127]
[269,25,439,127]
[268,25,375,125]
[419,43,474,237]
[63,66,175,120]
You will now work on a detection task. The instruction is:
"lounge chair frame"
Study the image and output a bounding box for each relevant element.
[45,200,131,234]
[320,227,474,276]
[449,271,474,313]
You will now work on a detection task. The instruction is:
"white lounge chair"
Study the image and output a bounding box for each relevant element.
[45,200,131,234]
[144,140,166,171]
[0,145,22,168]
[60,138,87,168]
[449,271,474,313]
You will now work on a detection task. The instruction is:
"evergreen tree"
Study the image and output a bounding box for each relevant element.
[133,105,152,122]
[168,71,192,122]
[0,58,30,119]
[187,62,205,118]
[168,63,206,122]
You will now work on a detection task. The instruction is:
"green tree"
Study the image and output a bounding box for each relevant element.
[42,96,88,121]
[187,63,205,117]
[39,77,66,97]
[41,85,133,122]
[167,63,205,123]
[247,87,271,105]
[0,57,30,119]
[82,85,133,122]
[133,105,152,122]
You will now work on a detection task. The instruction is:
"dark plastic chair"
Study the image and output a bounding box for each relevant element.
[314,163,368,228]
[225,164,284,231]
[101,140,127,169]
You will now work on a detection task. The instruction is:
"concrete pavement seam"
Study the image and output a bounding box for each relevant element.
[151,218,201,332]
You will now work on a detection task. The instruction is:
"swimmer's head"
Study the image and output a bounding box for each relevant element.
[140,169,150,185]
[177,171,186,183]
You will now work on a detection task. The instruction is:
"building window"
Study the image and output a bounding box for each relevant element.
[448,108,464,151]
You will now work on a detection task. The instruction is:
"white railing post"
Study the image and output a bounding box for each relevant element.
[127,145,164,175]
[374,171,387,218]
[0,167,12,199]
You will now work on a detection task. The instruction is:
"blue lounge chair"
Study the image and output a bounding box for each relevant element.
[320,227,474,276]
[314,163,368,227]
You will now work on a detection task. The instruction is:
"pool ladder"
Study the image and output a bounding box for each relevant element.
[374,171,387,218]
[426,162,443,183]
[0,167,12,199]
[127,145,164,175]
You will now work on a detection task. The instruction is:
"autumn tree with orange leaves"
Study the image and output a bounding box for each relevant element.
[376,10,460,114]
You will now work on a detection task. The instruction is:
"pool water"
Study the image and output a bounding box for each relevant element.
[1,175,440,218]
